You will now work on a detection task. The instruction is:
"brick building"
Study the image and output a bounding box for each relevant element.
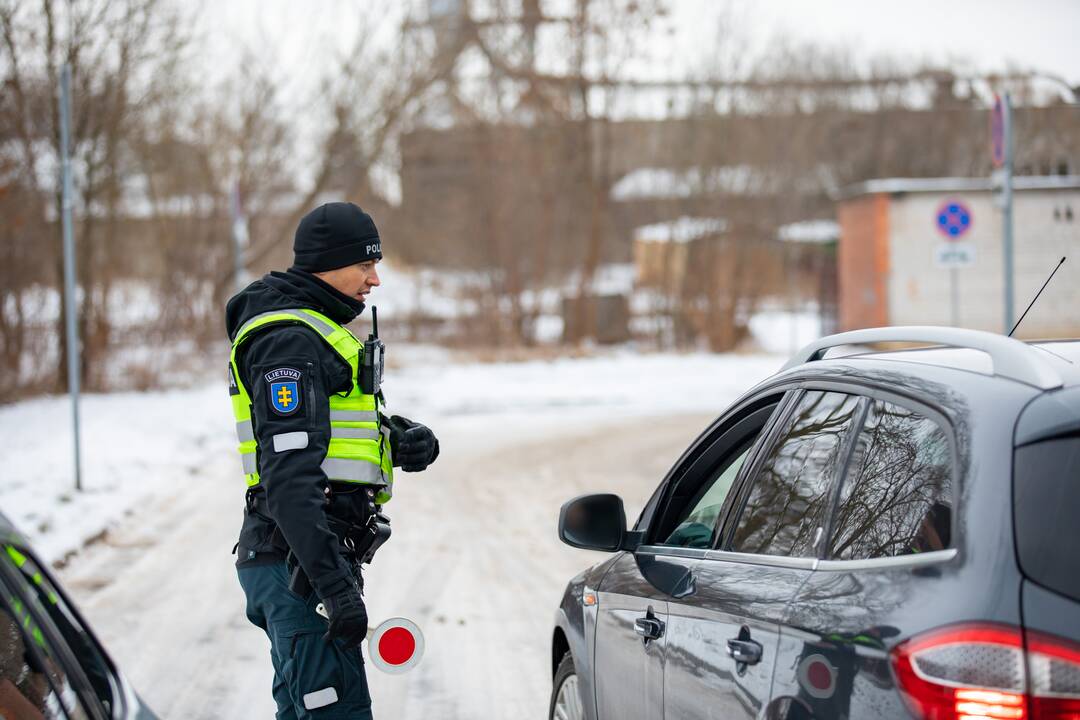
[837,176,1080,337]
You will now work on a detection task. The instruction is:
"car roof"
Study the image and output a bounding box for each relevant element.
[813,339,1080,389]
[767,335,1080,445]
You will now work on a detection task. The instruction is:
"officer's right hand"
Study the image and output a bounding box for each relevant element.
[321,586,368,649]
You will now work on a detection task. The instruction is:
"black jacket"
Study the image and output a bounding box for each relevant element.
[225,268,369,599]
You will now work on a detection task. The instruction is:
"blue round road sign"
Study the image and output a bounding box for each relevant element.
[936,200,972,239]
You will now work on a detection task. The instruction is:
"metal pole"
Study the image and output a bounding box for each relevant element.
[950,267,959,326]
[1002,92,1015,334]
[59,64,82,492]
[229,182,249,293]
[786,242,797,353]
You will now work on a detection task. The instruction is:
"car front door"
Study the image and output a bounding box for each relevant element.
[593,552,669,720]
[0,542,127,720]
[593,394,787,720]
[663,389,864,720]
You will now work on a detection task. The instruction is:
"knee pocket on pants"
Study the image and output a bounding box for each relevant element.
[282,630,371,717]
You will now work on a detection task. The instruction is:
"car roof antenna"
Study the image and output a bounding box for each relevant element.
[1008,256,1066,338]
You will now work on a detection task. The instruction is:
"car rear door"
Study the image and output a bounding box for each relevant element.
[1014,434,1080,714]
[663,389,864,720]
[770,393,960,719]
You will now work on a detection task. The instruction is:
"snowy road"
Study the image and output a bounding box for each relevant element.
[58,410,715,719]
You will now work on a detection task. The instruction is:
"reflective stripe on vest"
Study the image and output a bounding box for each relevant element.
[330,410,379,423]
[331,427,380,440]
[235,308,339,340]
[228,307,394,503]
[235,419,377,442]
[321,457,385,483]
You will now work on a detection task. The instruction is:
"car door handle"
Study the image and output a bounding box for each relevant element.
[726,638,763,665]
[634,616,665,641]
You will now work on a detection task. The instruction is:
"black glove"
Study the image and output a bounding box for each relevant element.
[386,415,439,472]
[321,583,368,649]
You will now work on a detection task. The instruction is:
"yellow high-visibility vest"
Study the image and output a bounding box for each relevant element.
[228,308,393,504]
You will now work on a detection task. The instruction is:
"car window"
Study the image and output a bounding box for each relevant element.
[2,545,114,718]
[727,390,862,557]
[649,397,785,547]
[1,576,89,718]
[662,445,751,548]
[826,400,952,560]
[1014,436,1080,601]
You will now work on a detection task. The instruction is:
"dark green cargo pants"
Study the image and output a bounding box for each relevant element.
[238,563,372,720]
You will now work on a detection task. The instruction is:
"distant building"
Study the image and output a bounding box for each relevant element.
[837,176,1080,337]
[633,216,728,291]
[777,220,841,335]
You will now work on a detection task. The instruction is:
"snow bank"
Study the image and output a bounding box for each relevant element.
[389,348,782,420]
[0,384,235,562]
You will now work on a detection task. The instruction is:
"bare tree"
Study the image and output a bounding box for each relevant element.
[0,1,446,395]
[225,7,454,296]
[0,0,193,392]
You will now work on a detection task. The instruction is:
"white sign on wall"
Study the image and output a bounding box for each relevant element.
[935,242,976,268]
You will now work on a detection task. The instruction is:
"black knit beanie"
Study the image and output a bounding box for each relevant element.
[292,202,383,272]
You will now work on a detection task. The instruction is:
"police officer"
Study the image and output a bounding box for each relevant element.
[226,202,439,719]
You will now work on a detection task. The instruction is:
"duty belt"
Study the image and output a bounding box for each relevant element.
[287,513,391,598]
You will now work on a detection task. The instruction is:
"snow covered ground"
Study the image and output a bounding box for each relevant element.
[2,348,787,717]
[1,383,234,562]
[2,349,784,565]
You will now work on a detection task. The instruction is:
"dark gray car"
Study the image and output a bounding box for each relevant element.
[0,511,157,719]
[550,327,1080,720]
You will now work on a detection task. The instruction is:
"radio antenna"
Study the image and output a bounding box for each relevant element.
[1008,257,1066,338]
[371,306,379,338]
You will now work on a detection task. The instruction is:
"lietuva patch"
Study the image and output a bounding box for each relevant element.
[265,367,302,415]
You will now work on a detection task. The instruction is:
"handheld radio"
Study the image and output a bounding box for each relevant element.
[360,306,384,396]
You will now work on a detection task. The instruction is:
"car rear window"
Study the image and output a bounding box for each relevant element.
[1014,436,1080,602]
[827,400,953,560]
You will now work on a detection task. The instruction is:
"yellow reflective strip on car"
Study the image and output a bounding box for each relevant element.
[5,546,26,568]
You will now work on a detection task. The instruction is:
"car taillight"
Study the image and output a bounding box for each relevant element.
[890,623,1080,720]
[1027,630,1080,718]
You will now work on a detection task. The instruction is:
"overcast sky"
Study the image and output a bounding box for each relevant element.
[192,1,1077,201]
[695,0,1080,85]
[202,0,1080,97]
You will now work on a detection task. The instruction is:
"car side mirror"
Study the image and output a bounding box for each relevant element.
[558,493,634,552]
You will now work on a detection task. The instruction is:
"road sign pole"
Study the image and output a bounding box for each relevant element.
[59,64,83,492]
[1001,92,1015,334]
[950,267,959,326]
